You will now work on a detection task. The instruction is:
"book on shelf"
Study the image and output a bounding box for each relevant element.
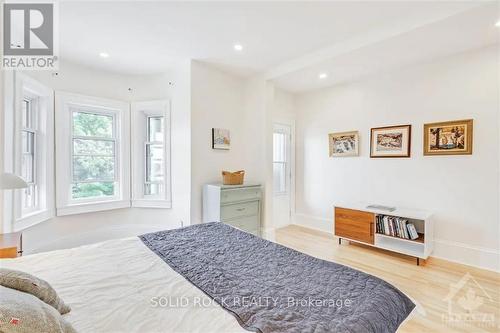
[407,224,419,240]
[375,214,420,241]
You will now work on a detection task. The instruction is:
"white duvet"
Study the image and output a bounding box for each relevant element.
[0,237,247,333]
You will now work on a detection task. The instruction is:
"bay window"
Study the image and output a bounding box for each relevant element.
[4,76,173,230]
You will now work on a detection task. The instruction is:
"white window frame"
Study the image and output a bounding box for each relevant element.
[3,72,55,232]
[20,96,38,213]
[131,100,171,208]
[55,92,130,216]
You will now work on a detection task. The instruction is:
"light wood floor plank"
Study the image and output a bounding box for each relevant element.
[270,224,500,332]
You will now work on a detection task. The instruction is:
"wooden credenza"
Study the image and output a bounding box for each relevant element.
[334,204,433,265]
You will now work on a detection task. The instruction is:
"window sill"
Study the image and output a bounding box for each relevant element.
[14,208,55,232]
[56,200,131,216]
[131,200,172,209]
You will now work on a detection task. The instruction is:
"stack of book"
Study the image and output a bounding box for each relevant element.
[375,215,419,240]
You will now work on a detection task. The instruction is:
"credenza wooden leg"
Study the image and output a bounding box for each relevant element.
[338,238,341,245]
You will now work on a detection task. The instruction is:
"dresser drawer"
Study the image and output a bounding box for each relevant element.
[221,201,259,220]
[335,207,374,244]
[335,207,374,223]
[221,187,261,204]
[224,216,260,233]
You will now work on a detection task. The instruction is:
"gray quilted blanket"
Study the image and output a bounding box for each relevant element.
[140,222,414,333]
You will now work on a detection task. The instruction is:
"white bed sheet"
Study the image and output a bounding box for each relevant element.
[0,237,247,333]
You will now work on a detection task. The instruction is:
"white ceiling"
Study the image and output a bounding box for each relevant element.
[271,3,500,92]
[59,0,489,83]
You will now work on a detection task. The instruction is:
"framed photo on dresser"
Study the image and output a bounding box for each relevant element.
[370,124,411,158]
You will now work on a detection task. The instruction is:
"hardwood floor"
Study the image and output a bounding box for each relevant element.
[270,224,500,333]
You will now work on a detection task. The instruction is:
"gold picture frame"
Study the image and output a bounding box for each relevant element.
[423,119,473,156]
[328,131,359,157]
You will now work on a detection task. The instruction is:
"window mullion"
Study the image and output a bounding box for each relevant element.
[72,135,115,141]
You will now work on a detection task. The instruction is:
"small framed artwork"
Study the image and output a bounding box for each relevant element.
[328,131,359,157]
[423,119,473,156]
[370,124,411,158]
[212,128,230,150]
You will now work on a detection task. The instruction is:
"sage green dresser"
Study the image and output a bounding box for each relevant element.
[202,183,262,236]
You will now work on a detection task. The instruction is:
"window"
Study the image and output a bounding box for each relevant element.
[273,123,292,195]
[55,92,130,216]
[131,100,171,208]
[273,131,287,194]
[145,116,164,196]
[3,72,55,231]
[21,98,37,212]
[71,111,116,199]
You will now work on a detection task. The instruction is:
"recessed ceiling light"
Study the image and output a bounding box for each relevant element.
[496,20,500,27]
[319,73,328,79]
[99,52,109,58]
[233,44,243,51]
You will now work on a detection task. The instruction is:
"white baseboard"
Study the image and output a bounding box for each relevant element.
[25,223,177,255]
[293,213,331,233]
[293,213,500,273]
[261,227,276,241]
[432,238,499,272]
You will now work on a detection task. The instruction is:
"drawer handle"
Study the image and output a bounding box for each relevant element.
[236,208,246,211]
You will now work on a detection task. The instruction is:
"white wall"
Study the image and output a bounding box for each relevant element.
[15,61,192,253]
[294,46,499,271]
[241,77,274,231]
[170,60,192,228]
[271,89,296,229]
[22,61,173,102]
[273,89,296,119]
[190,63,276,228]
[190,61,252,224]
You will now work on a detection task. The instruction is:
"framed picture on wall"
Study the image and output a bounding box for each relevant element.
[328,131,359,157]
[423,119,473,155]
[370,124,411,158]
[212,128,230,150]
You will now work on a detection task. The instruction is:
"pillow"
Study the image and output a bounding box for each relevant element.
[0,286,76,333]
[0,268,70,315]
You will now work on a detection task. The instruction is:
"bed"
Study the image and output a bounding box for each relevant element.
[0,223,415,333]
